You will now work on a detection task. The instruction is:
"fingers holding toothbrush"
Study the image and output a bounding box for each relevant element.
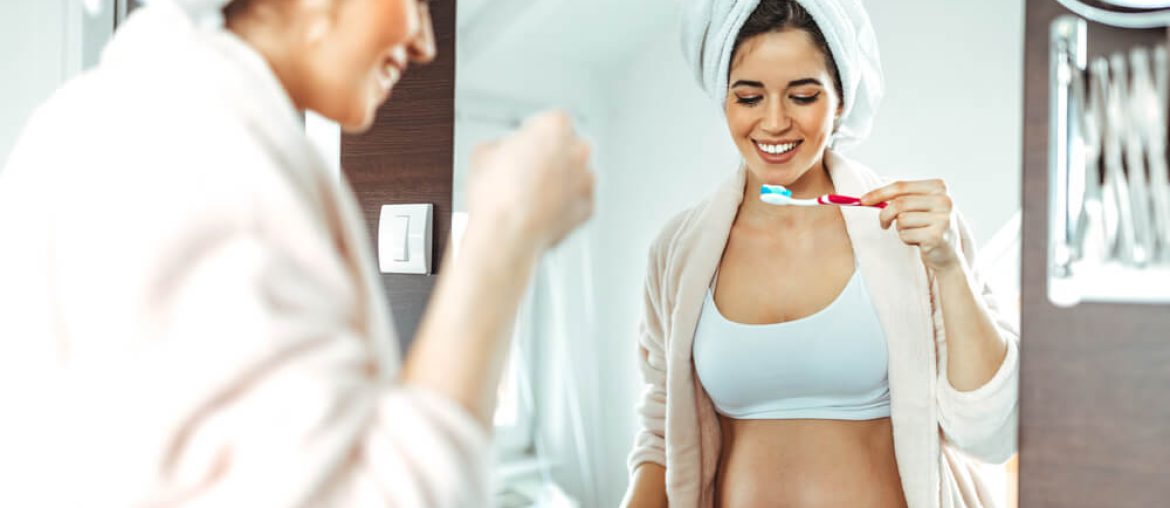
[861,179,960,272]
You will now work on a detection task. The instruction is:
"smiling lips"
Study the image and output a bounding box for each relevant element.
[754,139,801,163]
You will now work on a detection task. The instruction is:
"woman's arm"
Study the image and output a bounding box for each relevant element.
[624,224,682,506]
[932,211,1020,462]
[932,257,1008,390]
[861,179,1007,389]
[623,463,669,508]
[400,222,540,422]
[862,181,1019,462]
[402,111,594,425]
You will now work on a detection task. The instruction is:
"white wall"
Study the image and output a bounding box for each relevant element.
[1,1,69,165]
[0,0,114,167]
[853,0,1025,247]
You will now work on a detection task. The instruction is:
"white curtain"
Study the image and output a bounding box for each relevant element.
[527,226,605,508]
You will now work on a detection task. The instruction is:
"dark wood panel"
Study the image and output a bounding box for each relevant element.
[341,1,456,351]
[119,0,145,27]
[1020,2,1170,506]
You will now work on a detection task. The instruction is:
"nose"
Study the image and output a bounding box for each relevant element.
[761,97,790,133]
[408,3,437,64]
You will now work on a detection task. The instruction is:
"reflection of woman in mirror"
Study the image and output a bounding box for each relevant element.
[0,0,593,505]
[623,0,1018,506]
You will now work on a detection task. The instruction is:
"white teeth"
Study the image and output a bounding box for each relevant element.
[380,63,399,90]
[756,141,798,155]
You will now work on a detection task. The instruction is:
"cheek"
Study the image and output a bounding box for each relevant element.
[794,105,835,135]
[364,0,416,48]
[305,47,375,130]
[724,107,754,138]
[325,4,415,121]
[335,0,415,67]
[325,48,372,95]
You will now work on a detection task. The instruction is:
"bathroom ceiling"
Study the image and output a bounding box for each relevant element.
[456,0,676,79]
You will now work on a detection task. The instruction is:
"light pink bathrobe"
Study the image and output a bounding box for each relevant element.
[0,3,486,507]
[627,152,1020,508]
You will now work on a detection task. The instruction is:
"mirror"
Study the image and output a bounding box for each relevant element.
[454,0,1024,506]
[1080,0,1170,9]
[1053,0,1170,26]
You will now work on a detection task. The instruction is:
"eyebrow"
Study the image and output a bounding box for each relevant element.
[730,78,824,89]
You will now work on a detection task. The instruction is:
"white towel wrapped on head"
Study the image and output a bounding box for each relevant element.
[681,0,883,152]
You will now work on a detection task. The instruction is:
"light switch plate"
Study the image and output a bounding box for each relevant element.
[378,204,432,274]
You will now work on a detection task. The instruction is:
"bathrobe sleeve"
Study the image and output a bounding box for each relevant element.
[18,102,490,507]
[934,211,1020,464]
[131,233,493,508]
[627,232,673,474]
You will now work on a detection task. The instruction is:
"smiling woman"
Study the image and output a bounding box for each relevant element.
[623,1,1019,507]
[0,0,594,506]
[444,0,1025,505]
[724,30,842,185]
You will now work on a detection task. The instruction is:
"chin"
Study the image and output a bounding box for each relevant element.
[340,117,375,134]
[747,160,794,178]
[338,107,378,134]
[317,93,379,133]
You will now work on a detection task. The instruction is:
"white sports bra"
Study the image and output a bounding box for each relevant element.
[692,268,891,420]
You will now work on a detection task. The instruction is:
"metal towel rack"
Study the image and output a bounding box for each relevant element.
[1048,12,1170,306]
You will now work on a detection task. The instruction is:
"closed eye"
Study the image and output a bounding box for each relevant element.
[791,92,821,105]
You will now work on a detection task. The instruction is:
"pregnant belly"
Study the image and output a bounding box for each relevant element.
[716,417,908,508]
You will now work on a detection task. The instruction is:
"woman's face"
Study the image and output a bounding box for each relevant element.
[288,0,436,132]
[725,29,842,188]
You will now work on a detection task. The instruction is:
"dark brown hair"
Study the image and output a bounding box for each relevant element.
[731,0,844,103]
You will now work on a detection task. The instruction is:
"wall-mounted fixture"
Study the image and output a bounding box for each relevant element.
[1053,0,1170,28]
[1048,15,1170,305]
[378,204,433,274]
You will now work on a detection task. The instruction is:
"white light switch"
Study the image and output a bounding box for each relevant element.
[379,204,432,274]
[391,215,410,262]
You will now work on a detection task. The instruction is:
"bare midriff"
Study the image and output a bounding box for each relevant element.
[716,416,907,508]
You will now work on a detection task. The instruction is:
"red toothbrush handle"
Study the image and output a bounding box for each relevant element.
[820,194,887,208]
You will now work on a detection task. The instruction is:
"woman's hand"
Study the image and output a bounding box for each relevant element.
[467,110,595,255]
[622,463,668,508]
[405,111,594,425]
[860,179,960,273]
[864,180,1011,395]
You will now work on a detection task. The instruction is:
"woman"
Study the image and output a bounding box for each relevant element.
[0,0,593,506]
[623,1,1018,507]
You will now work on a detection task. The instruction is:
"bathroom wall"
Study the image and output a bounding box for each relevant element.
[0,0,114,166]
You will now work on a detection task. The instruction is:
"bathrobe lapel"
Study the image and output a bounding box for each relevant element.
[664,167,744,507]
[118,11,400,364]
[828,152,940,508]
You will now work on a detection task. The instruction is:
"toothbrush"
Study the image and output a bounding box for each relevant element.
[760,184,887,208]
